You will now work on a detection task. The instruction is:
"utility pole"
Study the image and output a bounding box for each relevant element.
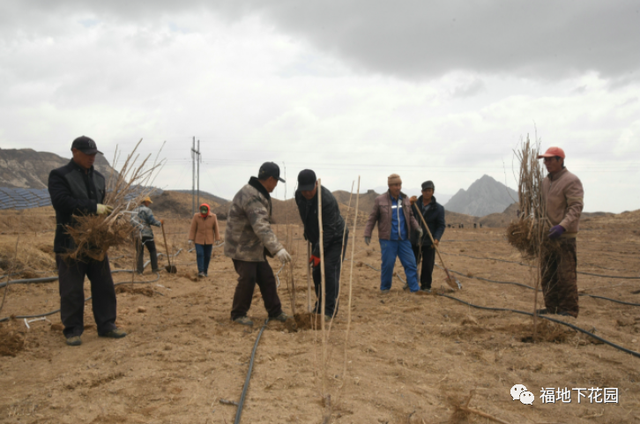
[191,137,201,215]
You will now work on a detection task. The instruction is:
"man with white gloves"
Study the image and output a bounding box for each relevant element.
[48,136,126,346]
[224,162,292,326]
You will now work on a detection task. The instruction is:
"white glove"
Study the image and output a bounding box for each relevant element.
[276,249,292,264]
[188,240,194,247]
[364,237,371,246]
[96,204,113,215]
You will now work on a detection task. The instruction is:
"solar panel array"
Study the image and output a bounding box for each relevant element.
[0,187,163,210]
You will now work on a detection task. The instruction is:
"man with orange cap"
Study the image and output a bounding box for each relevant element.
[537,147,584,317]
[131,196,163,274]
[188,203,221,278]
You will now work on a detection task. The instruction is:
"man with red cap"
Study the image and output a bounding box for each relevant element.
[188,203,221,278]
[537,147,584,317]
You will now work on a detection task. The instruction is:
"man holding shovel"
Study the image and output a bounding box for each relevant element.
[131,196,163,274]
[224,162,292,326]
[538,147,584,318]
[410,181,446,293]
[295,169,348,321]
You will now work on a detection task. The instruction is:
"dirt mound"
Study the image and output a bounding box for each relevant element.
[115,285,154,297]
[0,325,25,357]
[0,237,56,274]
[0,207,56,234]
[294,312,325,330]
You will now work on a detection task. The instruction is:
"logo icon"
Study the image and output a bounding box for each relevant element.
[520,391,535,405]
[510,384,534,405]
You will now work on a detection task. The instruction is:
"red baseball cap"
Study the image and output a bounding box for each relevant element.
[537,147,565,159]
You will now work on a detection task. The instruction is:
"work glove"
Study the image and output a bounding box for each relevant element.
[309,255,321,267]
[548,225,565,240]
[276,248,292,264]
[417,228,423,238]
[364,236,371,246]
[188,240,194,247]
[96,204,113,215]
[410,196,418,206]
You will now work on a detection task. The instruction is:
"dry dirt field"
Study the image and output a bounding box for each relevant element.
[1,208,639,423]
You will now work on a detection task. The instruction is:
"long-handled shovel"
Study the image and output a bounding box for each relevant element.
[161,222,177,273]
[413,203,461,290]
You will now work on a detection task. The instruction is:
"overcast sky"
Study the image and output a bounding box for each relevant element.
[1,1,639,213]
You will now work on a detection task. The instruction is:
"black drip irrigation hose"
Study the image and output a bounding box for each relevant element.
[438,293,640,359]
[234,319,269,424]
[0,276,59,289]
[0,271,161,323]
[579,293,640,307]
[436,264,640,307]
[441,251,640,279]
[434,263,536,290]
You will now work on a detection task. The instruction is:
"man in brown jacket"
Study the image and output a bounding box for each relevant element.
[538,147,584,317]
[364,174,423,293]
[224,162,292,326]
[188,203,222,277]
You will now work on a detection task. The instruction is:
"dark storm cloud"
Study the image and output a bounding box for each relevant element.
[3,1,638,81]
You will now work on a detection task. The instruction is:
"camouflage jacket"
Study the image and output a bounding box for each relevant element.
[131,205,161,238]
[224,177,284,262]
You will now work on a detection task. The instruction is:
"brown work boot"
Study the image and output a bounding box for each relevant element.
[99,328,127,338]
[66,336,82,346]
[271,312,290,323]
[233,316,254,326]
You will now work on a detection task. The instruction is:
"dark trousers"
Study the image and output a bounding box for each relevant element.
[541,238,579,317]
[311,236,348,318]
[56,254,118,338]
[231,259,283,320]
[196,244,213,274]
[136,236,158,273]
[412,244,436,290]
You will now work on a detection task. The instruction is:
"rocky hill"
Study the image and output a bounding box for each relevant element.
[445,174,517,217]
[0,148,115,188]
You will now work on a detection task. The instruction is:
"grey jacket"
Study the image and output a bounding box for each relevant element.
[224,177,284,262]
[131,205,161,238]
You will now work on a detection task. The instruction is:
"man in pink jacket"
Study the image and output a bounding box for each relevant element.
[538,147,584,318]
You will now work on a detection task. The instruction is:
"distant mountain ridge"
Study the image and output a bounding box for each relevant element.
[444,175,517,217]
[0,148,115,189]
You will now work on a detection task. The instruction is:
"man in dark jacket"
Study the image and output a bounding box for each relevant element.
[409,181,446,292]
[295,169,348,320]
[48,136,126,346]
